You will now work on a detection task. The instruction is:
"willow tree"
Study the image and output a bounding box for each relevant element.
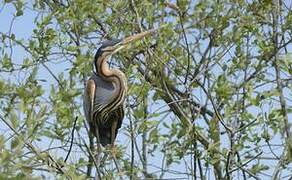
[0,0,291,179]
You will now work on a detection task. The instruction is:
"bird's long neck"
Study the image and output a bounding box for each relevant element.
[95,54,127,109]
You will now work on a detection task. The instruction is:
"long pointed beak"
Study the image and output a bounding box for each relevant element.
[112,28,157,53]
[121,28,157,45]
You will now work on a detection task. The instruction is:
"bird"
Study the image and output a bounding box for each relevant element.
[83,30,156,147]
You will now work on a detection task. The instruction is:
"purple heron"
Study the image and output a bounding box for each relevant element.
[83,30,155,147]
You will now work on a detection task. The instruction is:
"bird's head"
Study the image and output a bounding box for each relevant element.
[94,29,157,61]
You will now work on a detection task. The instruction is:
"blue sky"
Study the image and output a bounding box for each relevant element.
[0,1,292,179]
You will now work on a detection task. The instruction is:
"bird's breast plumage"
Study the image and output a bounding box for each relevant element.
[90,73,116,105]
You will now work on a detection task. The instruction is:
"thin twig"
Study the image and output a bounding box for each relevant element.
[128,105,135,180]
[64,116,78,163]
[0,114,68,177]
[77,125,101,179]
[229,151,263,173]
[194,79,232,133]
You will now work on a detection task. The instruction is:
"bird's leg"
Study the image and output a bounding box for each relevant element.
[110,120,122,175]
[111,120,118,152]
[94,126,102,167]
[92,122,102,180]
[87,131,95,177]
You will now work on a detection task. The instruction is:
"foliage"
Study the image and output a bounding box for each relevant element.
[0,0,291,179]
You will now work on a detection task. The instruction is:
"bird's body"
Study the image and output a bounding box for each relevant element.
[83,29,156,147]
[83,40,128,146]
[84,72,125,146]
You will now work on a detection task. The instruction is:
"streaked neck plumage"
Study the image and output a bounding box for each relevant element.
[94,53,127,109]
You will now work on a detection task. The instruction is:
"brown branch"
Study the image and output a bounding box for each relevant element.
[194,79,232,133]
[128,109,135,180]
[271,1,290,178]
[136,66,210,148]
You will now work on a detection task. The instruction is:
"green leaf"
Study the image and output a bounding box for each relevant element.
[11,137,21,149]
[287,137,292,163]
[0,135,5,150]
[16,9,23,16]
[250,164,269,174]
[2,53,13,70]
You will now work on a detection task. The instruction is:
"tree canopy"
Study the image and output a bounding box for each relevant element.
[0,0,291,179]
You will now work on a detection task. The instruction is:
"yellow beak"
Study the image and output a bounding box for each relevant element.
[112,28,158,53]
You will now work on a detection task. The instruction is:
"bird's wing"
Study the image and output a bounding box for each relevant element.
[84,74,124,146]
[90,73,115,110]
[113,105,124,138]
[83,79,96,132]
[84,73,115,123]
[99,105,124,146]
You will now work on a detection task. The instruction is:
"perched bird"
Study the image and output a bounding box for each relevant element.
[83,30,156,147]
